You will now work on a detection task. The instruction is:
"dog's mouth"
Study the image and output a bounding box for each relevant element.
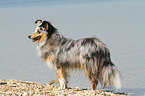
[32,36,41,42]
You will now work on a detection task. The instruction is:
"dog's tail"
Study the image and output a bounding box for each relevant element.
[99,61,121,89]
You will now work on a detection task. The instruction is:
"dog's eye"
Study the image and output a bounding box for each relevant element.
[37,31,41,34]
[40,28,43,30]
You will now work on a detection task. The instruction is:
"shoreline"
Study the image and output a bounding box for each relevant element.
[0,79,126,96]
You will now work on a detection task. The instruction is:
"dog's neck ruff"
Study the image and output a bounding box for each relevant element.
[37,36,47,57]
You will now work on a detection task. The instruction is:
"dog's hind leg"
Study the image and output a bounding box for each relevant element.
[86,72,98,90]
[81,64,98,90]
[89,74,98,90]
[56,66,68,89]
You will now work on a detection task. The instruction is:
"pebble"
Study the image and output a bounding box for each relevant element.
[0,79,126,96]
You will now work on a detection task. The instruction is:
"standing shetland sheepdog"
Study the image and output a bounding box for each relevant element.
[28,20,121,90]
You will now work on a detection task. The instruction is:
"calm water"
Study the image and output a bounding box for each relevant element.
[0,0,145,96]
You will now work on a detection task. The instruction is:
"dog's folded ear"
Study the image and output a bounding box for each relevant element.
[35,19,42,25]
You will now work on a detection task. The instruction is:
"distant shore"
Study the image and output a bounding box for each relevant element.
[0,79,126,96]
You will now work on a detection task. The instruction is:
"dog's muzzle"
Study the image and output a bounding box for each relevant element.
[28,35,41,42]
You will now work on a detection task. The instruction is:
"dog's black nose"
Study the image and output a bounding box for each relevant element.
[28,35,31,39]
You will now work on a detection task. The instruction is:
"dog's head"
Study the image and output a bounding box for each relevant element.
[28,20,57,43]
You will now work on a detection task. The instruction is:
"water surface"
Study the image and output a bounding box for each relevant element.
[0,0,145,95]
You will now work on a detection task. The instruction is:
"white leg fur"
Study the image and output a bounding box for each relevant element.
[59,79,67,89]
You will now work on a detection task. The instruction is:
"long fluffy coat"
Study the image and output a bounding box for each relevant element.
[28,20,121,90]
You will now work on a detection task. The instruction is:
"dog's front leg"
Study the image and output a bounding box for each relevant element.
[56,66,68,89]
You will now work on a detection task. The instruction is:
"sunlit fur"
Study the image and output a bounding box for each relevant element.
[28,20,121,90]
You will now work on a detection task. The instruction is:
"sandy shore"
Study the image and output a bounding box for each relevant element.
[0,79,126,96]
